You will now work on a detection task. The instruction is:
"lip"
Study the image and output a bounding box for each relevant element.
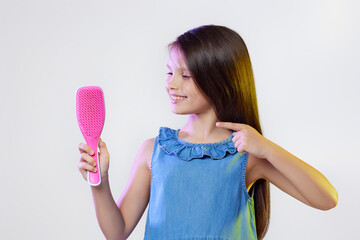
[169,94,187,104]
[170,93,187,97]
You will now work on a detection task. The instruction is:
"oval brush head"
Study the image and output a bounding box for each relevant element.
[76,86,105,186]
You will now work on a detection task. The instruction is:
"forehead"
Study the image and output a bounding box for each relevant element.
[167,47,189,71]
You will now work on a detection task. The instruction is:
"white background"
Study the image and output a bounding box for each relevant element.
[0,0,358,239]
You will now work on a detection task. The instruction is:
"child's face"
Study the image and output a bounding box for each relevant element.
[165,47,213,115]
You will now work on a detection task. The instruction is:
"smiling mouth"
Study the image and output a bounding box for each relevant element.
[170,95,187,100]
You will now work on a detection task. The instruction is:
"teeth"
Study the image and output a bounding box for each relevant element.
[171,95,187,100]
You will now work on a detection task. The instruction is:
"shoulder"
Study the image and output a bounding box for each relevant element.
[141,137,156,148]
[137,127,176,170]
[246,152,281,182]
[245,153,268,188]
[138,138,156,171]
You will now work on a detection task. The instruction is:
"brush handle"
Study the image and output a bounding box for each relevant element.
[85,136,101,186]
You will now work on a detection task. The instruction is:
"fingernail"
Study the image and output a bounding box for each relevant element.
[90,150,94,155]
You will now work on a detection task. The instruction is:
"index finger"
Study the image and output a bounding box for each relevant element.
[215,122,246,131]
[78,143,94,155]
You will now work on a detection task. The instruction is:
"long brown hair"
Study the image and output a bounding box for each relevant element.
[169,25,270,239]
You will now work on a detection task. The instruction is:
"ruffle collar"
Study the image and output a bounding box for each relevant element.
[158,127,237,161]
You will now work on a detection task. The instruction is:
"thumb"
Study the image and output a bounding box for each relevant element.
[98,138,110,158]
[99,138,107,149]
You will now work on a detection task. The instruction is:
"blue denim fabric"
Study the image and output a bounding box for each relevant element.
[144,127,257,240]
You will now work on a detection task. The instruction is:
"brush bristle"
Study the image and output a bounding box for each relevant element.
[76,86,105,137]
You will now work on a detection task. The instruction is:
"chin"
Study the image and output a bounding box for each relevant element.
[171,107,192,115]
[171,109,190,115]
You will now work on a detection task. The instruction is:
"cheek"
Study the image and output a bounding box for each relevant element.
[186,81,200,96]
[191,91,211,108]
[193,88,208,103]
[184,81,211,105]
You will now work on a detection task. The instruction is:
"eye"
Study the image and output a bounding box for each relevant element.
[182,75,191,79]
[167,72,173,76]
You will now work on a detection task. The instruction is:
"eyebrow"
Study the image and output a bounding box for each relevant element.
[166,64,189,72]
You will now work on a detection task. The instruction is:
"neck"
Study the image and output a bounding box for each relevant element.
[180,110,233,143]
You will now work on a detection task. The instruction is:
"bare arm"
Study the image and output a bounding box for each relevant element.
[116,138,153,238]
[78,138,154,240]
[247,153,320,208]
[216,121,338,211]
[260,141,338,210]
[90,177,126,239]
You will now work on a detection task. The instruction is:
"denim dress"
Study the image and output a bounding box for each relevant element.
[144,127,257,240]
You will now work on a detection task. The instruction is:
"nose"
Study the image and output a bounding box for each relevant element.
[165,73,180,90]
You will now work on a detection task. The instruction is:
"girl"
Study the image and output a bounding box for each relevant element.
[77,25,338,240]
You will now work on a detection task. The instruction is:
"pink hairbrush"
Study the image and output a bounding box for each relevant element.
[76,86,105,186]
